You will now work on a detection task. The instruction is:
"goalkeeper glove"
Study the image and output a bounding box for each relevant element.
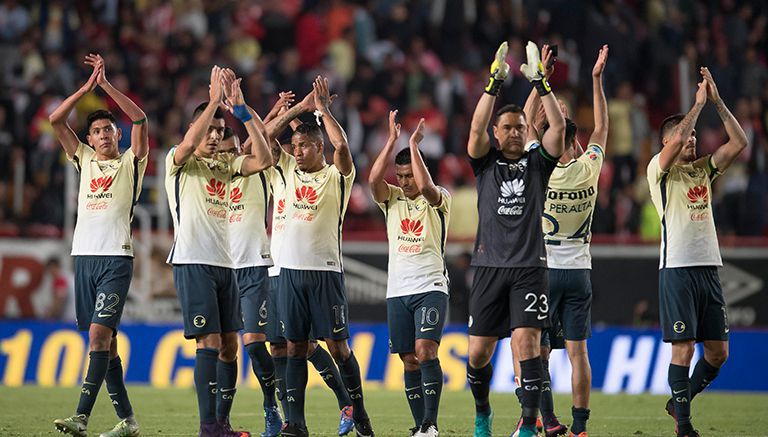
[484,42,510,96]
[520,41,552,96]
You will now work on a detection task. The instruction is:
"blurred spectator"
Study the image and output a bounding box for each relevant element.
[43,257,73,320]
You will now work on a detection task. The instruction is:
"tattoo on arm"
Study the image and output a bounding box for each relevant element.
[715,100,731,121]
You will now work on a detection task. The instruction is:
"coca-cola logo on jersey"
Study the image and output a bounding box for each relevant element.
[397,219,425,253]
[205,178,227,219]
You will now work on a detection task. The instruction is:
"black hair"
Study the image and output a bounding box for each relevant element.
[495,104,526,122]
[659,114,685,146]
[395,148,411,165]
[86,110,116,133]
[293,122,323,141]
[192,101,225,121]
[45,257,60,268]
[565,118,578,148]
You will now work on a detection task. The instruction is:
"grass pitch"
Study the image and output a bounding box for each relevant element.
[1,386,767,436]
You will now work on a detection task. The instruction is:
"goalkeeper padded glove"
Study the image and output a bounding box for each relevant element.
[484,42,510,96]
[520,41,552,96]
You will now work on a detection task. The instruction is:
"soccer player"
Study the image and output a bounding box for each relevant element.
[164,66,273,437]
[266,76,374,437]
[523,45,609,437]
[648,67,747,437]
[369,113,451,437]
[263,92,357,436]
[49,53,147,437]
[465,42,565,437]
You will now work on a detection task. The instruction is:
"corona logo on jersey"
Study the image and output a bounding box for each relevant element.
[89,176,113,193]
[686,185,710,222]
[206,178,226,200]
[397,218,425,253]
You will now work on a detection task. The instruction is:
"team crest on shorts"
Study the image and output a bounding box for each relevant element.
[673,321,686,333]
[193,315,206,328]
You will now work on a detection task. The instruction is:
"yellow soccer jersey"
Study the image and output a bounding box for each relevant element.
[376,185,451,298]
[267,150,290,277]
[165,148,245,267]
[647,153,723,269]
[542,143,604,269]
[229,165,273,269]
[70,143,147,256]
[278,155,355,273]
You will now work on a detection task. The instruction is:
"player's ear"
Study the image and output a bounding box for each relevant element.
[117,127,123,141]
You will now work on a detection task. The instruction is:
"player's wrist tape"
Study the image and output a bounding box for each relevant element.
[484,76,503,96]
[533,79,552,96]
[132,118,146,125]
[233,105,252,122]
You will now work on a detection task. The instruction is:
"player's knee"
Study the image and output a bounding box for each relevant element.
[270,342,287,357]
[415,341,438,362]
[88,327,112,351]
[243,332,265,345]
[326,340,350,363]
[219,335,239,361]
[400,353,420,371]
[468,347,493,368]
[566,340,589,360]
[705,347,728,367]
[287,341,309,358]
[540,345,551,361]
[671,341,695,364]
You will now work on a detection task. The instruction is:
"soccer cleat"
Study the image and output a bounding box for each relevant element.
[54,414,88,437]
[512,416,544,437]
[198,422,220,437]
[409,426,420,436]
[679,431,700,437]
[516,424,539,437]
[281,423,309,437]
[544,419,568,437]
[416,421,439,437]
[354,418,375,437]
[338,405,355,435]
[473,409,493,437]
[665,397,679,434]
[568,433,588,437]
[99,418,140,437]
[261,406,282,437]
[218,419,251,437]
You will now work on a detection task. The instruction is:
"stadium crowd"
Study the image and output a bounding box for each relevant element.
[0,0,767,239]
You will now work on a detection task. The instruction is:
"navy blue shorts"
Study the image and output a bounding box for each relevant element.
[74,256,133,332]
[237,266,269,335]
[267,274,286,343]
[659,267,729,343]
[387,291,449,354]
[173,264,242,339]
[544,269,592,349]
[279,268,348,342]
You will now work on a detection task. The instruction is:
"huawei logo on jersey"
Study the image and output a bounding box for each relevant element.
[206,178,226,199]
[230,187,243,204]
[295,186,318,204]
[687,185,708,203]
[276,199,285,214]
[501,179,525,197]
[89,176,113,193]
[400,218,424,237]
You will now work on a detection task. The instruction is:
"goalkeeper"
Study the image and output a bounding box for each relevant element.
[464,41,565,437]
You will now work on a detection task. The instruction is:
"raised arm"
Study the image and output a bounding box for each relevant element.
[85,53,149,159]
[263,91,295,125]
[369,110,400,203]
[313,76,353,176]
[409,118,441,205]
[588,45,609,148]
[469,42,510,158]
[174,66,225,166]
[222,70,272,175]
[702,67,749,171]
[659,81,708,171]
[265,88,315,141]
[48,64,100,159]
[522,43,565,158]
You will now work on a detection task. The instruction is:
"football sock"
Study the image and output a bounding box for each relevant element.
[540,358,556,425]
[76,350,110,416]
[308,345,352,409]
[689,358,720,399]
[104,356,134,419]
[404,369,424,426]
[520,357,543,427]
[466,362,493,415]
[216,359,238,422]
[337,352,369,422]
[273,355,289,419]
[515,386,523,406]
[285,357,308,427]
[194,348,218,424]
[245,342,277,408]
[420,358,443,425]
[571,407,590,434]
[669,364,692,433]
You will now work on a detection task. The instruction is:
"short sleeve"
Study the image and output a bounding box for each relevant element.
[374,183,395,212]
[647,153,666,184]
[578,143,605,172]
[166,147,184,176]
[469,148,497,176]
[69,143,94,172]
[231,155,247,176]
[433,186,451,214]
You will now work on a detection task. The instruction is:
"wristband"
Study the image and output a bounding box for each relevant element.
[484,77,503,96]
[233,105,252,122]
[132,118,146,125]
[533,79,552,96]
